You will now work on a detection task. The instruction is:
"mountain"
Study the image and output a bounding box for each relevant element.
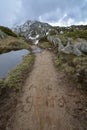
[13,20,53,44]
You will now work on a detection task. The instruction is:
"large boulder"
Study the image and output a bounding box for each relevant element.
[75,42,87,54]
[61,44,82,56]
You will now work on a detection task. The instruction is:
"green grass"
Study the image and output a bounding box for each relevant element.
[38,42,52,49]
[0,26,17,37]
[64,30,87,40]
[4,54,35,90]
[49,29,57,35]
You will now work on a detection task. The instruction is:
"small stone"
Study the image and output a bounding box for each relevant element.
[58,101,64,107]
[85,109,87,112]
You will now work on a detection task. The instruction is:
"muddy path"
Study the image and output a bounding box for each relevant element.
[6,49,87,130]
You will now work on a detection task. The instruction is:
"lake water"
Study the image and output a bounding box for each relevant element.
[0,49,29,78]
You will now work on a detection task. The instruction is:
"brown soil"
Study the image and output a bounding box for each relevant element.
[1,48,87,130]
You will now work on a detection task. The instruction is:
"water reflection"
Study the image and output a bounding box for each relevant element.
[0,49,29,78]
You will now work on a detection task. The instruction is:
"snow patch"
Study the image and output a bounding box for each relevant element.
[46,32,49,35]
[34,40,39,45]
[29,34,39,40]
[36,35,39,38]
[29,36,35,40]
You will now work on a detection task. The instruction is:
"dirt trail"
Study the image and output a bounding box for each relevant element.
[6,49,85,130]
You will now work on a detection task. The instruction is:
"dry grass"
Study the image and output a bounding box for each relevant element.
[38,42,52,49]
[0,36,30,51]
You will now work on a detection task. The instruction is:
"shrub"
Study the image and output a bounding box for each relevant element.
[39,36,48,42]
[49,29,57,35]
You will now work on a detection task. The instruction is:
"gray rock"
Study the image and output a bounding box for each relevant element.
[75,42,87,54]
[61,44,82,56]
[47,36,64,51]
[47,36,85,56]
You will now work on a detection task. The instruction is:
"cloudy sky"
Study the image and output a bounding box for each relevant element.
[0,0,87,27]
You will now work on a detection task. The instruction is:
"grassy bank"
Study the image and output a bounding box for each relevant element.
[55,53,87,88]
[0,53,35,94]
[38,42,52,49]
[0,36,31,53]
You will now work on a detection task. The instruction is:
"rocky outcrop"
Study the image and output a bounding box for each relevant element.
[47,36,64,51]
[62,42,87,56]
[75,42,87,54]
[47,35,87,56]
[61,44,82,56]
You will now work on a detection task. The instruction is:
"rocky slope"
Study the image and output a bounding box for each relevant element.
[13,20,53,44]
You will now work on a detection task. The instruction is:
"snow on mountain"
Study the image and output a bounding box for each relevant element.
[13,20,53,44]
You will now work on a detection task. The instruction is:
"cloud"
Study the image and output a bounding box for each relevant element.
[0,0,87,27]
[0,0,22,27]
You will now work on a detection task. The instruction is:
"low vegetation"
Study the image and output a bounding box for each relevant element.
[0,26,17,37]
[0,36,31,53]
[64,30,87,40]
[49,29,57,35]
[39,42,52,49]
[55,53,87,88]
[39,36,48,43]
[57,30,87,42]
[39,35,52,49]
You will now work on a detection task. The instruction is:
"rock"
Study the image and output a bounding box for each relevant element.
[61,44,82,56]
[47,36,87,56]
[47,36,64,51]
[75,42,87,54]
[58,102,64,107]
